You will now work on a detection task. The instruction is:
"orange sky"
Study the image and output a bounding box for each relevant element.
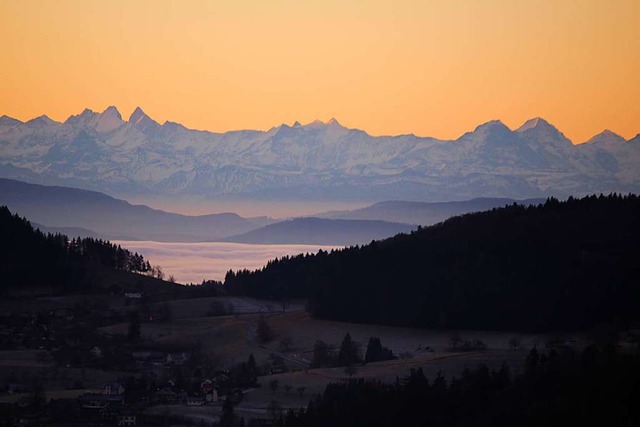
[1,0,639,143]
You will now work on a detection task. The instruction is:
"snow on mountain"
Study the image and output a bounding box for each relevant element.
[576,130,640,184]
[0,107,638,202]
[515,117,595,173]
[65,106,125,133]
[454,120,547,170]
[129,106,161,135]
[515,117,570,147]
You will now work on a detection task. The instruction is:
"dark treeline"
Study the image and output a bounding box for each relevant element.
[312,333,396,368]
[1,205,150,294]
[67,236,150,273]
[225,194,640,332]
[273,345,640,427]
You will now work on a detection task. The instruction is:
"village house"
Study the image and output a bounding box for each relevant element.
[184,396,206,406]
[117,411,137,426]
[79,382,126,409]
[166,351,190,365]
[201,379,219,402]
[154,389,178,404]
[102,382,125,396]
[90,346,103,358]
[79,392,124,409]
[124,292,143,300]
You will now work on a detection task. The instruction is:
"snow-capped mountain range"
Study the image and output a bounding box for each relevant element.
[1,106,638,201]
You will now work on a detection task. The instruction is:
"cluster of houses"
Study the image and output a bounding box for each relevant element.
[131,349,190,368]
[1,377,231,426]
[0,308,77,350]
[78,383,134,426]
[74,378,226,426]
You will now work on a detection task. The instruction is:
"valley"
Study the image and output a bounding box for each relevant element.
[1,195,638,426]
[0,291,560,424]
[3,2,639,425]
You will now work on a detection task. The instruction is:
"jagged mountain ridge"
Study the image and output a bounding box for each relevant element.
[0,107,638,201]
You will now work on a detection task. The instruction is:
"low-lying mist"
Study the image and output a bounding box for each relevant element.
[114,240,341,284]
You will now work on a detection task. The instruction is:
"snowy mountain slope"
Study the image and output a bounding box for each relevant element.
[577,130,640,184]
[0,107,638,201]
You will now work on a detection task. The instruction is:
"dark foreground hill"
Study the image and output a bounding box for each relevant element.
[225,194,640,332]
[0,205,177,297]
[278,345,640,427]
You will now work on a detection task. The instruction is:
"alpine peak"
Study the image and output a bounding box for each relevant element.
[129,106,149,124]
[516,117,555,133]
[101,106,122,121]
[474,119,510,132]
[585,129,626,145]
[65,108,96,124]
[27,115,58,126]
[0,115,23,126]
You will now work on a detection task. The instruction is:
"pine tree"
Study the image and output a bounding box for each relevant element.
[255,315,273,344]
[127,312,141,342]
[365,337,383,363]
[337,333,360,367]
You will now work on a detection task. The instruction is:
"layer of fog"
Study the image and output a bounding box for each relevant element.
[115,241,341,284]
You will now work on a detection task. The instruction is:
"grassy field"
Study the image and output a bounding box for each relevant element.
[144,347,533,423]
[99,296,567,421]
[0,266,180,314]
[264,309,547,356]
[100,296,567,368]
[246,348,531,407]
[150,296,306,319]
[0,388,100,404]
[4,292,585,424]
[0,350,52,368]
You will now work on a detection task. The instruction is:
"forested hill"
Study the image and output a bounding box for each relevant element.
[0,205,152,295]
[225,194,640,332]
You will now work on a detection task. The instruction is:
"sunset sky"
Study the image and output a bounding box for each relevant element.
[1,0,638,143]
